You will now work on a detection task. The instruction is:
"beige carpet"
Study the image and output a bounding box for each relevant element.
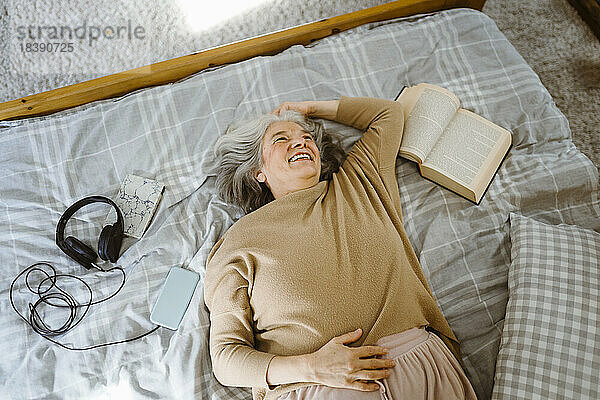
[483,0,600,178]
[1,0,598,175]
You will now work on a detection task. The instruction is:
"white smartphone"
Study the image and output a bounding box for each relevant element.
[150,267,200,330]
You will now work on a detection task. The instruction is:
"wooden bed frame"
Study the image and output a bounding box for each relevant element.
[0,0,485,121]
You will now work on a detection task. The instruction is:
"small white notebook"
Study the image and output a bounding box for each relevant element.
[107,174,165,239]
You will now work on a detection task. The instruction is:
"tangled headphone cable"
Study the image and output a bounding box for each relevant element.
[10,261,159,351]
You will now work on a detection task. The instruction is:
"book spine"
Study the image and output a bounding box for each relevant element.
[394,86,407,101]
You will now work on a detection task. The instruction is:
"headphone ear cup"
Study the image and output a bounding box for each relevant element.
[107,230,122,263]
[98,225,112,261]
[64,236,97,262]
[98,224,122,262]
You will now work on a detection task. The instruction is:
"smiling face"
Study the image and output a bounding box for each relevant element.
[255,120,322,199]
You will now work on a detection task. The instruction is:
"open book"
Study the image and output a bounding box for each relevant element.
[394,83,512,204]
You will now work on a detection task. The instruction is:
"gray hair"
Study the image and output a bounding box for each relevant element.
[213,110,346,214]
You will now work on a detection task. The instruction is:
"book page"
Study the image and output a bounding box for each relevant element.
[422,110,507,189]
[399,86,460,163]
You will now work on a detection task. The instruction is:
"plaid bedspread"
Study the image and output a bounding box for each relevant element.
[1,8,598,400]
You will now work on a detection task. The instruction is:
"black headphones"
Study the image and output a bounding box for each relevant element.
[9,195,161,351]
[56,196,124,269]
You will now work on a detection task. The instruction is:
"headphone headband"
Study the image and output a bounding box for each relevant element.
[56,196,123,244]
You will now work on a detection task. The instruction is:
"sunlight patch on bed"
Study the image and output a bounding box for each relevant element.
[91,378,135,400]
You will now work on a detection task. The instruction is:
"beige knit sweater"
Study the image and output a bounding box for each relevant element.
[204,96,463,400]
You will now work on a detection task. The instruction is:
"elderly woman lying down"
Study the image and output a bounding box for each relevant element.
[204,96,478,400]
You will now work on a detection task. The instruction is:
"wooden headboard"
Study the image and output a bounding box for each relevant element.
[0,0,485,121]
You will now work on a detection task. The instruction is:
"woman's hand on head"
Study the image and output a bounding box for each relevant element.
[306,328,396,392]
[271,101,317,117]
[271,99,339,120]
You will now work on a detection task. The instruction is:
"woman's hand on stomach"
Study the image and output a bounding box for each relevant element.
[306,328,396,392]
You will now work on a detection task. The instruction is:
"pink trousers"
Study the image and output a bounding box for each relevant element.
[277,327,477,400]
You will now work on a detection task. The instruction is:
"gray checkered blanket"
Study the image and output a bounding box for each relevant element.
[1,7,598,400]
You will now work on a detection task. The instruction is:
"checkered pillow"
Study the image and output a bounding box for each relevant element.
[492,213,600,399]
